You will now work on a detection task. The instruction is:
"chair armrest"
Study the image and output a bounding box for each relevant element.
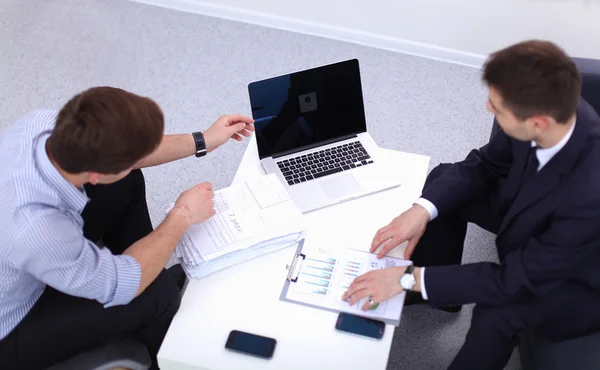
[520,329,600,370]
[46,338,151,370]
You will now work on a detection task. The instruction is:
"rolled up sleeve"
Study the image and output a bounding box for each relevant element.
[10,213,141,306]
[105,254,141,307]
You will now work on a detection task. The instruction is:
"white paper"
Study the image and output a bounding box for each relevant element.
[181,234,303,280]
[172,174,305,280]
[284,245,411,322]
[183,174,303,261]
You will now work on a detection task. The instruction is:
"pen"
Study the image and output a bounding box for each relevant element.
[254,116,277,124]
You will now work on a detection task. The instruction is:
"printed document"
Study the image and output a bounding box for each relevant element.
[284,244,411,323]
[180,174,304,262]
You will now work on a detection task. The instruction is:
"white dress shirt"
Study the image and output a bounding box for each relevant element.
[414,119,576,300]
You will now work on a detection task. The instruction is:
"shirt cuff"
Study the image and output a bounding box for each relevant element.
[104,255,141,307]
[420,267,429,300]
[415,198,438,221]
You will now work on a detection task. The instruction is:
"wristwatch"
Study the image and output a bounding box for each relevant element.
[192,131,207,158]
[400,265,416,291]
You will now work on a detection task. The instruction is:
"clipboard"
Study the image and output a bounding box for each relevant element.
[279,239,410,326]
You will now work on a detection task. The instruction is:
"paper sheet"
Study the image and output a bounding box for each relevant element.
[181,174,303,261]
[284,245,411,322]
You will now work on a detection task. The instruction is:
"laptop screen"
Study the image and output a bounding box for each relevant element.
[248,59,367,159]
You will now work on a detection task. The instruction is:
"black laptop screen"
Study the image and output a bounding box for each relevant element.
[248,59,367,159]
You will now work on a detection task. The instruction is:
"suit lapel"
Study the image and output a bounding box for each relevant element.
[497,100,592,236]
[497,162,563,235]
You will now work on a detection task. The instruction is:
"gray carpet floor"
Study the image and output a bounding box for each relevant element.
[0,0,519,369]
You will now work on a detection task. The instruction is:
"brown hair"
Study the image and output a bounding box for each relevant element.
[48,87,164,174]
[482,40,581,124]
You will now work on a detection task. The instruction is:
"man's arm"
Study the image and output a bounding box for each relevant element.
[134,134,195,169]
[134,114,255,169]
[123,207,190,295]
[11,184,214,305]
[11,214,142,307]
[421,127,514,216]
[423,195,600,307]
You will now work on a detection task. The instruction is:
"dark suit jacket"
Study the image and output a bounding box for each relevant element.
[422,99,600,307]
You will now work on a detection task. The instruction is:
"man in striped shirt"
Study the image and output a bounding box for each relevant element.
[0,87,254,369]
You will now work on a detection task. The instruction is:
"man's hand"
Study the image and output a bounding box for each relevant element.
[172,182,216,225]
[342,266,406,311]
[203,114,255,152]
[370,204,430,259]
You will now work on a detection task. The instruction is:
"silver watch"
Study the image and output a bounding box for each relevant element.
[400,265,416,291]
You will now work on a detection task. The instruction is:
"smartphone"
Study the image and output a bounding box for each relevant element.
[225,330,277,359]
[335,313,385,340]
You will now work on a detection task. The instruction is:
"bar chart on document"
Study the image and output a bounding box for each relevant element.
[285,246,411,322]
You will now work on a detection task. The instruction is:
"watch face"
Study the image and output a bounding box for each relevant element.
[401,274,416,290]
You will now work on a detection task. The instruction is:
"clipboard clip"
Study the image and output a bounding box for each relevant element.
[286,253,305,282]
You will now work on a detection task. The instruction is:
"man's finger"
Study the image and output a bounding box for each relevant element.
[361,298,375,312]
[198,182,212,190]
[345,284,372,306]
[377,237,402,259]
[404,235,421,260]
[342,279,369,301]
[226,114,254,125]
[349,287,374,306]
[370,226,389,251]
[239,130,252,137]
[230,133,243,141]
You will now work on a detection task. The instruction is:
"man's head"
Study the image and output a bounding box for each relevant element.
[483,40,581,142]
[47,87,164,185]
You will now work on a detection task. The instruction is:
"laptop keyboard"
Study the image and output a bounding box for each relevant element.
[276,141,373,186]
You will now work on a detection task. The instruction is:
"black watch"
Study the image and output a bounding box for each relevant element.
[192,131,207,158]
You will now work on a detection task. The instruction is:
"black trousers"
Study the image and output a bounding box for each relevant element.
[0,170,181,370]
[412,164,600,370]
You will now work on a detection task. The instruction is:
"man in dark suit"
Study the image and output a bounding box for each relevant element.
[343,40,600,370]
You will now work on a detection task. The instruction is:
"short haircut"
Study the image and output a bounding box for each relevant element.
[48,87,164,174]
[483,40,581,123]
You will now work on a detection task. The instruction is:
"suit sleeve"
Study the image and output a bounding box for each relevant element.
[424,187,600,306]
[421,128,514,215]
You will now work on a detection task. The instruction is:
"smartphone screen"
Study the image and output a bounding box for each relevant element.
[335,313,385,339]
[225,330,277,359]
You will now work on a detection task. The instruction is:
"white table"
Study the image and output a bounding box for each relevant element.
[158,137,430,370]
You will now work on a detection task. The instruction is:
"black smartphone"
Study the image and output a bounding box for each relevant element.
[225,330,277,359]
[335,313,385,340]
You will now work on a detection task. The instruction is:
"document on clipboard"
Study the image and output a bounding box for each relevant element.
[279,240,411,326]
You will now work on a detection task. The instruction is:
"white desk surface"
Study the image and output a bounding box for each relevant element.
[158,136,430,370]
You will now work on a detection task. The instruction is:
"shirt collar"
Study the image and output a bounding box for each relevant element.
[34,134,89,212]
[531,117,576,170]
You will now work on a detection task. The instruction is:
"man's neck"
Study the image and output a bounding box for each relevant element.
[534,114,576,149]
[46,141,87,188]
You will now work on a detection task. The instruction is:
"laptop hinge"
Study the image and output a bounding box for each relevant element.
[270,133,358,159]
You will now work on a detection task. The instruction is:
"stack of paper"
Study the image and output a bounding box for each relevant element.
[173,174,305,279]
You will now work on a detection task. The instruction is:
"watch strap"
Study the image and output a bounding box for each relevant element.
[401,264,416,291]
[192,131,207,158]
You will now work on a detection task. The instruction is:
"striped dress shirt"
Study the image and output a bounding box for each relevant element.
[0,110,141,340]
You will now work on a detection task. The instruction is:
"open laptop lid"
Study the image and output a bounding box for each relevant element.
[248,59,367,159]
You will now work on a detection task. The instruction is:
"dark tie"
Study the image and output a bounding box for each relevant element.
[520,146,539,187]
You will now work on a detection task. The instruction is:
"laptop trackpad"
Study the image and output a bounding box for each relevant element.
[320,175,362,199]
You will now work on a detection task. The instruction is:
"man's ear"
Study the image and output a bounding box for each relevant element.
[88,172,101,185]
[530,115,552,132]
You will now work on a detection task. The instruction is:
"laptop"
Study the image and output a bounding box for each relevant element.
[247,59,402,213]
